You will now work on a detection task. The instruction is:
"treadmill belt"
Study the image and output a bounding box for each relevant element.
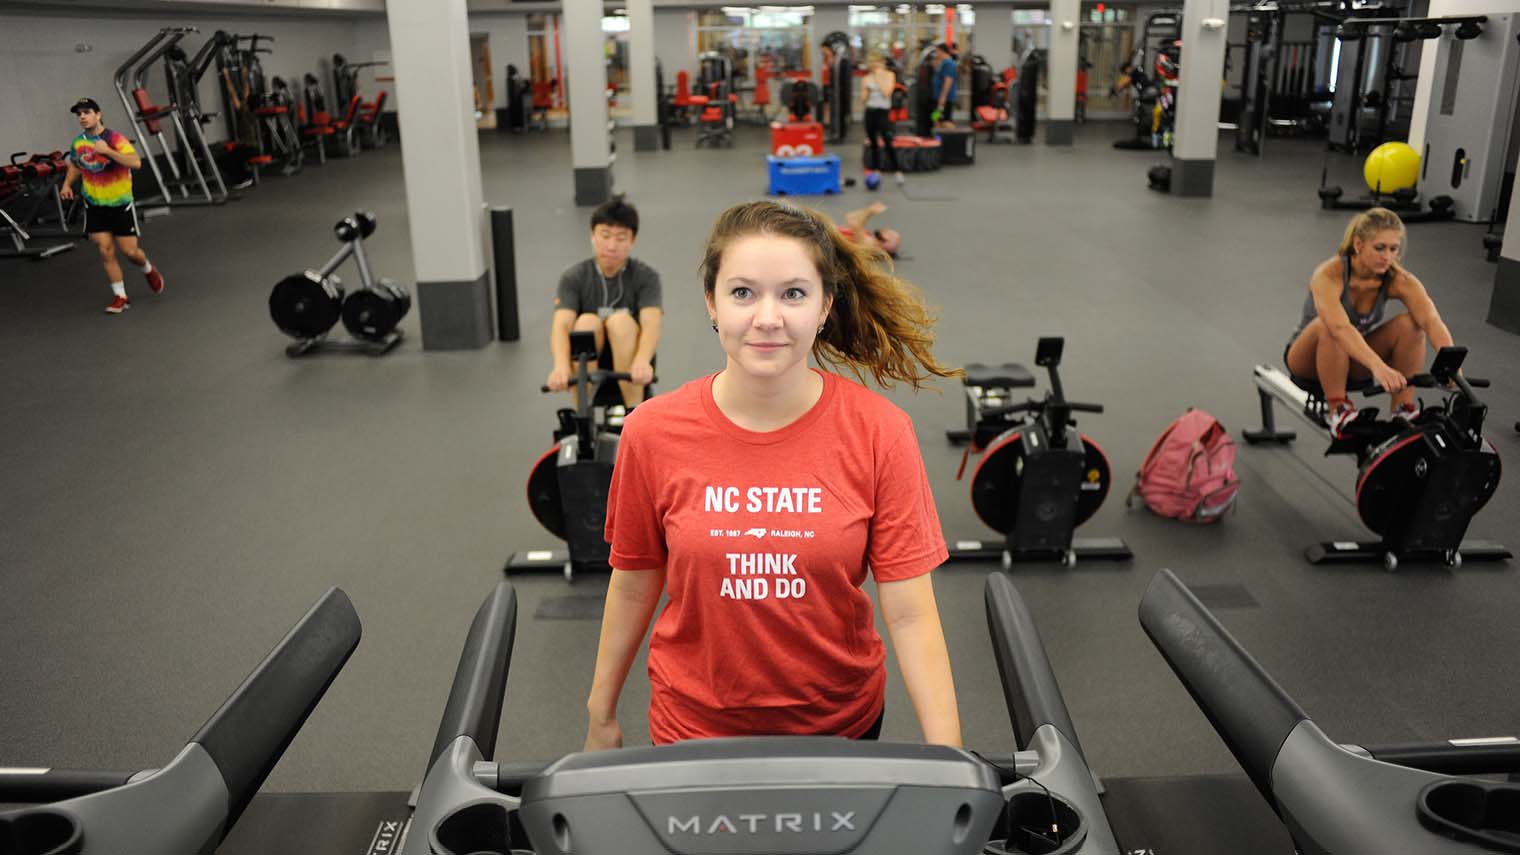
[216,791,411,855]
[1101,774,1295,854]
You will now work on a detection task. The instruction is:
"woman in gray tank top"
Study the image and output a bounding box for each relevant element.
[1284,208,1457,435]
[859,53,904,183]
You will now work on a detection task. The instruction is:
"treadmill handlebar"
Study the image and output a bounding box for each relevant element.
[190,587,362,829]
[1356,738,1520,775]
[0,588,360,853]
[984,572,1087,759]
[0,768,137,803]
[425,582,517,776]
[1138,569,1308,802]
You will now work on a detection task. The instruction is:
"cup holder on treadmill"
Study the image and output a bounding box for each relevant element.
[431,801,529,855]
[983,790,1087,855]
[0,810,83,855]
[1417,780,1520,852]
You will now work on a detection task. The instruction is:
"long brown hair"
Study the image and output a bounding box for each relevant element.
[700,200,962,389]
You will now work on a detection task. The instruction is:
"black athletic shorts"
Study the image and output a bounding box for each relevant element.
[856,707,885,741]
[84,203,138,237]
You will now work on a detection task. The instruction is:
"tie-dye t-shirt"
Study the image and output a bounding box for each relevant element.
[69,129,135,207]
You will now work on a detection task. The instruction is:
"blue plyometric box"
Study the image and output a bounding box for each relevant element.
[767,154,841,196]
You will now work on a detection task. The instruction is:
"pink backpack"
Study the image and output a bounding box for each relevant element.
[1128,409,1240,523]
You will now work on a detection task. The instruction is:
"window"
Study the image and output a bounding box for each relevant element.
[697,6,814,77]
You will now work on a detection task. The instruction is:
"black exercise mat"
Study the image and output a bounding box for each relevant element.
[1101,774,1294,854]
[216,791,412,855]
[534,594,606,620]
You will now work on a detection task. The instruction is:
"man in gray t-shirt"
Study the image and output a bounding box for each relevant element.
[547,196,663,407]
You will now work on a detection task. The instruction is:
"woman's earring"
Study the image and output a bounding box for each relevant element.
[817,323,826,335]
[710,320,718,332]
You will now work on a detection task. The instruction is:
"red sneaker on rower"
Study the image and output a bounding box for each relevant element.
[146,268,165,294]
[105,295,130,314]
[1327,399,1358,438]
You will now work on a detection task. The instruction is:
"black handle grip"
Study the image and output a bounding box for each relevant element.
[1066,401,1104,413]
[981,400,1036,420]
[1364,375,1490,396]
[540,372,656,393]
[191,587,361,830]
[491,760,550,796]
[0,769,135,803]
[1139,569,1307,804]
[426,582,518,775]
[1361,740,1520,775]
[984,572,1087,760]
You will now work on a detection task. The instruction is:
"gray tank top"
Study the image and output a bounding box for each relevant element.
[1289,255,1393,344]
[864,75,892,110]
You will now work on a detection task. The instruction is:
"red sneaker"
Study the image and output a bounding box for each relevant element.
[1327,399,1358,438]
[105,295,130,314]
[146,267,164,294]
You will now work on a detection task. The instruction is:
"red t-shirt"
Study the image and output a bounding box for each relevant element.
[605,370,948,745]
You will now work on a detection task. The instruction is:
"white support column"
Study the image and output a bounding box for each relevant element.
[1171,0,1230,196]
[1046,0,1079,144]
[387,0,491,350]
[563,0,613,205]
[1489,145,1520,332]
[629,0,658,151]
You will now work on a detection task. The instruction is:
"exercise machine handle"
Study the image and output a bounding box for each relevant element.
[0,588,360,854]
[980,400,1037,420]
[191,587,362,828]
[404,585,520,855]
[1363,374,1489,396]
[1354,738,1520,775]
[0,769,137,803]
[1138,568,1308,803]
[425,582,517,776]
[539,372,656,393]
[1066,401,1104,413]
[984,572,1087,761]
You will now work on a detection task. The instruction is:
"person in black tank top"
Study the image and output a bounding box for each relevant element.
[1283,208,1458,437]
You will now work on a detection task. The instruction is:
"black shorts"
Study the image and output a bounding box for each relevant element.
[939,103,955,124]
[85,203,138,237]
[855,706,885,741]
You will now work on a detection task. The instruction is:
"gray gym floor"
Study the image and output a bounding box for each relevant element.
[2,123,1517,798]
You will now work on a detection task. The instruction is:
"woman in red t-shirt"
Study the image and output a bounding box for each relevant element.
[584,200,964,750]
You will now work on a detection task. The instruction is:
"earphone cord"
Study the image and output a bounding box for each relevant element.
[970,750,1063,845]
[601,266,625,309]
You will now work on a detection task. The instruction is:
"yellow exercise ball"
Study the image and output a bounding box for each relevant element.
[1364,142,1420,193]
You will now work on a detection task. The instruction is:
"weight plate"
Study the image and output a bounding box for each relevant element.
[269,271,343,340]
[341,288,400,342]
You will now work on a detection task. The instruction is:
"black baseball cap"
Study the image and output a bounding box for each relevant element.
[69,98,102,114]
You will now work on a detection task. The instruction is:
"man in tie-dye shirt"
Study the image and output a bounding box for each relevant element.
[60,98,165,314]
